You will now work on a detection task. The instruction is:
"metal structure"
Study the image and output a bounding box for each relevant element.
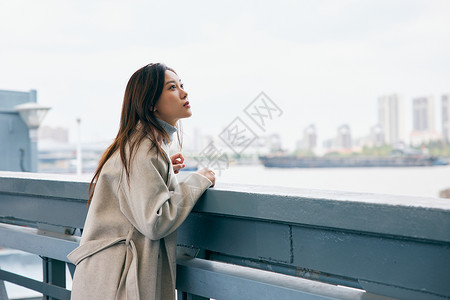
[14,102,51,173]
[0,90,49,172]
[0,171,449,300]
[0,90,35,172]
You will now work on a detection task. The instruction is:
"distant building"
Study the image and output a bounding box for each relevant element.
[323,124,353,153]
[0,89,36,171]
[354,124,384,150]
[370,124,384,147]
[413,96,435,131]
[38,140,109,174]
[378,94,404,145]
[297,124,317,151]
[443,94,450,143]
[410,96,440,146]
[336,124,352,150]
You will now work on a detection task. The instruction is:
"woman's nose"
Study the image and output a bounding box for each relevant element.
[181,89,188,99]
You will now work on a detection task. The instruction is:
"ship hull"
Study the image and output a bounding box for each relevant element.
[259,156,447,168]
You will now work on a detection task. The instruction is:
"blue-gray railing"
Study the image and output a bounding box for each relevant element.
[0,171,449,300]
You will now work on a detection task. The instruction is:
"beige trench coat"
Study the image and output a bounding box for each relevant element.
[67,135,212,300]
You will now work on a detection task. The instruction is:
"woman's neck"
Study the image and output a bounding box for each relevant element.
[156,117,177,144]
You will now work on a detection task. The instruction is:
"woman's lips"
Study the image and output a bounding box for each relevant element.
[184,101,190,108]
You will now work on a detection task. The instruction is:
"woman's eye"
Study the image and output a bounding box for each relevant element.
[180,84,184,89]
[170,85,176,90]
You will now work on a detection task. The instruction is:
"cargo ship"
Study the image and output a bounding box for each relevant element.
[259,153,448,168]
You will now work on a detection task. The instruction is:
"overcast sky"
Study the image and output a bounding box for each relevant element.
[1,0,449,151]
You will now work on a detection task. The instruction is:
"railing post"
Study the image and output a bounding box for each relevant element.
[42,257,66,300]
[0,270,8,300]
[177,291,209,300]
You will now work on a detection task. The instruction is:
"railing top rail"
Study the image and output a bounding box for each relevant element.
[1,171,448,208]
[0,171,89,200]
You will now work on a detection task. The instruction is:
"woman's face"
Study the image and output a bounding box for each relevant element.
[154,70,191,126]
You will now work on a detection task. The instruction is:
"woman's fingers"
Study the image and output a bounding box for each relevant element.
[170,153,185,164]
[171,153,187,174]
[173,163,186,174]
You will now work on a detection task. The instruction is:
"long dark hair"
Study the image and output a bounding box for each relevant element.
[88,63,182,206]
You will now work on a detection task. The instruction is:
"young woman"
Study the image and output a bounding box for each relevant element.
[68,63,216,300]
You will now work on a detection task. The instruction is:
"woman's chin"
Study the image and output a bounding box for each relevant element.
[183,110,193,118]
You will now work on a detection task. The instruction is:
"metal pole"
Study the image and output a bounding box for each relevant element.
[29,128,38,172]
[76,118,82,176]
[42,257,66,300]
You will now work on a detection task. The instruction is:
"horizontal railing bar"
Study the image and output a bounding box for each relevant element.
[0,193,87,229]
[206,251,363,290]
[0,216,41,229]
[0,171,89,200]
[0,269,70,300]
[0,223,79,263]
[176,257,396,300]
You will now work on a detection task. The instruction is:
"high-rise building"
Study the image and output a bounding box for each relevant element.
[336,124,352,150]
[413,96,435,132]
[443,94,450,143]
[410,95,440,146]
[299,124,317,151]
[378,94,404,145]
[370,124,384,147]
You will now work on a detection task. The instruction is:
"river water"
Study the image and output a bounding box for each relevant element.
[217,164,450,198]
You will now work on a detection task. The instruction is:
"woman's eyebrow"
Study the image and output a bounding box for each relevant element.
[165,79,182,86]
[165,80,176,86]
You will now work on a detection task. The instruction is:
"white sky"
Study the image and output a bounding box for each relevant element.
[1,0,449,151]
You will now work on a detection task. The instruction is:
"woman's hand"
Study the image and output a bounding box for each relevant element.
[170,153,185,174]
[196,168,216,187]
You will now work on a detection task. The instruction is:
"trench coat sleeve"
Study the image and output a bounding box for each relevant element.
[117,149,212,241]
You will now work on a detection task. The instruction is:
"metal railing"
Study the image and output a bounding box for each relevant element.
[0,171,449,300]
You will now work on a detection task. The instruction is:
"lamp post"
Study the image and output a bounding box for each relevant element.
[76,118,82,175]
[14,102,51,172]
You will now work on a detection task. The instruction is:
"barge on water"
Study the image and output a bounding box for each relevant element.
[259,154,449,168]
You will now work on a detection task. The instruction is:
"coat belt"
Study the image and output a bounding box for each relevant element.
[67,229,140,300]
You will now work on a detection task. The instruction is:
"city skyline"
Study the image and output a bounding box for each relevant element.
[34,90,449,155]
[1,1,449,152]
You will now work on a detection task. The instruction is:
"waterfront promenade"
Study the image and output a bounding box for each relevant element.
[0,171,449,300]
